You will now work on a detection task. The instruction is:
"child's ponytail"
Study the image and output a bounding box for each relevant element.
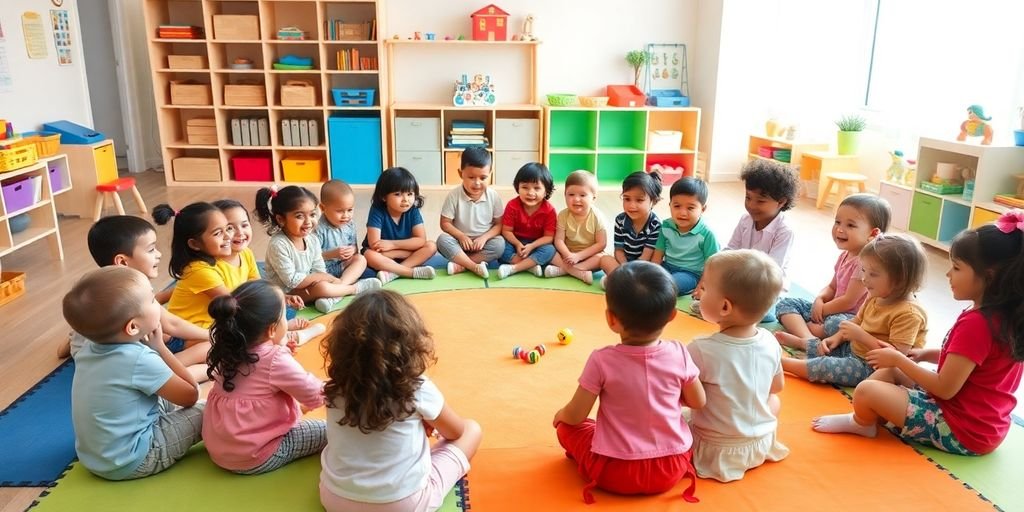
[254,186,318,235]
[951,211,1024,360]
[207,280,286,391]
[153,202,221,279]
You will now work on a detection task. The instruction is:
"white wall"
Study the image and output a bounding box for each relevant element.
[692,0,722,180]
[385,0,698,103]
[0,0,92,132]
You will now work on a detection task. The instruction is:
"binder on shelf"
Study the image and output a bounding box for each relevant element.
[299,120,310,146]
[309,119,319,146]
[281,120,292,146]
[257,118,269,146]
[231,119,242,146]
[249,120,259,147]
[240,119,251,146]
[289,120,301,146]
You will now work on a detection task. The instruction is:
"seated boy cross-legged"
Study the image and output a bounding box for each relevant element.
[438,147,506,278]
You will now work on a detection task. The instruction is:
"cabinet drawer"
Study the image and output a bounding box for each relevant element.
[494,119,539,151]
[879,182,912,231]
[971,207,1001,229]
[94,142,119,183]
[908,192,941,240]
[494,151,540,186]
[396,151,442,185]
[395,118,441,151]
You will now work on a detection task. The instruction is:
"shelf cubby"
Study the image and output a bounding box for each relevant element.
[598,111,646,152]
[147,0,204,31]
[265,44,320,70]
[262,1,319,41]
[648,110,699,152]
[548,153,597,184]
[597,153,645,186]
[548,110,597,151]
[209,42,263,71]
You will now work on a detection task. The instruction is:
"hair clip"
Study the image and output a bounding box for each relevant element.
[269,184,279,198]
[174,210,180,217]
[995,209,1024,234]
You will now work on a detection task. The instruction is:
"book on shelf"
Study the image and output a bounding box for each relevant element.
[994,194,1024,208]
[157,25,204,39]
[335,49,377,70]
[324,19,374,41]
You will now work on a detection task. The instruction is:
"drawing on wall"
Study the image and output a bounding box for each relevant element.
[21,12,48,59]
[0,47,12,93]
[50,9,72,66]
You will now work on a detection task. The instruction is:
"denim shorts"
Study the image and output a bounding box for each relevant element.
[166,337,186,353]
[500,237,555,266]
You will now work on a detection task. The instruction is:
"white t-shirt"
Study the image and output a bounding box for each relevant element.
[320,376,445,503]
[441,186,503,238]
[688,329,782,439]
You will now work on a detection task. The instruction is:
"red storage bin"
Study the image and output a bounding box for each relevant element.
[607,85,646,107]
[231,154,272,181]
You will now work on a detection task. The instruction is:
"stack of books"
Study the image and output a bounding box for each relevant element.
[336,49,377,71]
[324,19,376,41]
[994,194,1024,208]
[447,120,487,148]
[157,25,204,39]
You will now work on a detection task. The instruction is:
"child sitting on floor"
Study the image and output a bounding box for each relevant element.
[203,280,326,474]
[688,250,789,482]
[652,177,719,296]
[546,170,610,285]
[598,170,663,288]
[438,147,505,279]
[362,167,439,283]
[775,194,890,339]
[780,234,928,387]
[497,162,557,279]
[58,216,210,382]
[66,266,203,480]
[553,261,705,504]
[814,216,1024,455]
[320,290,482,511]
[315,180,369,282]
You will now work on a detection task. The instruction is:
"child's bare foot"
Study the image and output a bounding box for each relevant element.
[288,318,310,330]
[775,331,809,350]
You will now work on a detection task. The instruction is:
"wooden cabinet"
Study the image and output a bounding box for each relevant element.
[54,141,120,218]
[878,181,913,231]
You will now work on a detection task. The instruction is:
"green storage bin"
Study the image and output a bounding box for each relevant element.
[908,192,941,239]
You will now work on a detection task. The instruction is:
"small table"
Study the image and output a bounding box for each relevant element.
[800,151,860,202]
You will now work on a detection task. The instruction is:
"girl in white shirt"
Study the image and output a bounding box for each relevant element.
[319,290,482,512]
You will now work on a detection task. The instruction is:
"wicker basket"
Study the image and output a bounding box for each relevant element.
[579,96,609,108]
[546,93,578,107]
[0,272,26,307]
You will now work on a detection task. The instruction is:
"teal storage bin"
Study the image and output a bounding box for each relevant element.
[328,115,381,185]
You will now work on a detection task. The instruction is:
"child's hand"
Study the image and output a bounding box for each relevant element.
[837,321,866,344]
[288,318,310,330]
[565,252,580,265]
[866,346,906,369]
[338,246,355,260]
[423,420,437,439]
[286,294,305,310]
[285,338,298,355]
[458,235,474,251]
[375,240,396,252]
[811,297,825,323]
[470,237,486,252]
[517,243,531,258]
[141,323,165,351]
[821,334,844,355]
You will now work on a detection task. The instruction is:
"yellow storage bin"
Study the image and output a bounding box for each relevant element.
[282,156,323,182]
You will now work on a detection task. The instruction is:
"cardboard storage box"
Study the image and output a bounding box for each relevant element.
[172,157,221,181]
[185,118,217,145]
[281,80,317,107]
[282,156,324,182]
[224,84,267,106]
[213,15,259,40]
[170,81,212,105]
[167,55,207,69]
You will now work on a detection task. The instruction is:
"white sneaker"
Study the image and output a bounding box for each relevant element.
[544,265,566,278]
[530,265,543,277]
[314,297,338,313]
[412,266,436,279]
[355,277,382,294]
[498,264,514,280]
[447,262,464,275]
[377,270,398,285]
[475,262,490,279]
[600,275,608,290]
[290,323,327,346]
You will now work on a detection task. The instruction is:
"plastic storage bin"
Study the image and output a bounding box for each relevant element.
[282,156,324,182]
[231,154,273,181]
[2,176,37,213]
[0,272,26,307]
[48,164,63,193]
[606,85,646,107]
[647,90,690,107]
[331,88,375,107]
[41,121,105,144]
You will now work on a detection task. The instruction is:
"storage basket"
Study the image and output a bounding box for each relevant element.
[919,181,964,195]
[579,96,608,108]
[647,90,690,107]
[546,93,578,107]
[231,154,273,181]
[647,130,683,152]
[0,272,26,307]
[0,144,38,172]
[282,156,324,182]
[1,176,38,213]
[606,85,646,107]
[224,84,267,106]
[32,132,60,157]
[281,80,317,107]
[331,88,375,107]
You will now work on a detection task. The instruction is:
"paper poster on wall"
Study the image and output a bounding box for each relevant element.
[50,10,73,66]
[0,47,13,93]
[22,12,48,59]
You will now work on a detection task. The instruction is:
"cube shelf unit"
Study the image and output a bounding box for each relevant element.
[390,104,542,187]
[0,154,72,261]
[747,134,828,195]
[895,137,1024,251]
[143,0,388,186]
[545,107,700,187]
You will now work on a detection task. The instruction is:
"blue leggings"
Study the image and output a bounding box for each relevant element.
[775,297,854,338]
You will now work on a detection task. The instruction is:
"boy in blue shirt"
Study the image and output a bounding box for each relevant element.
[65,266,203,480]
[652,177,719,295]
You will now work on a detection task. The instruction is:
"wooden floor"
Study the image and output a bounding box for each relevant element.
[0,170,984,511]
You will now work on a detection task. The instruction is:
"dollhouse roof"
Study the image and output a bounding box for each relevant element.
[471,4,509,17]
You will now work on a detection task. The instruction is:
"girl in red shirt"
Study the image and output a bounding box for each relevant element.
[812,212,1024,455]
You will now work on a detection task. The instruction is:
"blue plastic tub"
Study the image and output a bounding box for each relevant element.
[1014,129,1024,147]
[647,90,690,107]
[331,88,375,107]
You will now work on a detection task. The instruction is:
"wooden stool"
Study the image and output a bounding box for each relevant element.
[93,177,148,221]
[816,172,867,209]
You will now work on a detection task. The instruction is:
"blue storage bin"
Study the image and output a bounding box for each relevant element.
[647,90,690,107]
[41,120,105,144]
[331,88,376,107]
[328,116,382,184]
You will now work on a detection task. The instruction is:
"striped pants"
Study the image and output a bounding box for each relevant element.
[233,419,328,475]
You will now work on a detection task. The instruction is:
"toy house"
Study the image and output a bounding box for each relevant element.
[471,4,509,41]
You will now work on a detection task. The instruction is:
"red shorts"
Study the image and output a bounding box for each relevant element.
[556,420,698,504]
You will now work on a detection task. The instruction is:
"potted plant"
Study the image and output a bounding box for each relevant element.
[835,114,866,155]
[625,49,649,88]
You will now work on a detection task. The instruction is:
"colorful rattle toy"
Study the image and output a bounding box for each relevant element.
[557,328,574,345]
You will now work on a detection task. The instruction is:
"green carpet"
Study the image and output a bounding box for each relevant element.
[486,272,603,293]
[294,272,488,320]
[32,444,466,512]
